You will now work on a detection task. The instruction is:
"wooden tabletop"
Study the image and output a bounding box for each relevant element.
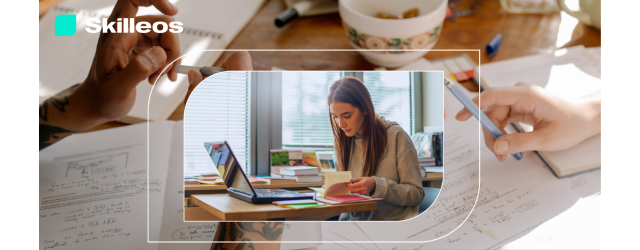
[185,182,324,191]
[39,0,600,130]
[185,174,442,191]
[191,193,378,221]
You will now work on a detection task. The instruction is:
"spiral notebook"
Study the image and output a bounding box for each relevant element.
[39,0,265,124]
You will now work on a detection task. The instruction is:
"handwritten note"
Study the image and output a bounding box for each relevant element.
[342,84,592,250]
[40,121,323,250]
[39,122,175,250]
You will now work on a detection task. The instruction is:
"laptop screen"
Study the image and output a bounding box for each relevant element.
[204,141,254,195]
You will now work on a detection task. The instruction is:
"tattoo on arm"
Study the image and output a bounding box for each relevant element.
[40,124,75,150]
[39,95,69,122]
[39,83,79,121]
[39,83,80,150]
[211,222,284,250]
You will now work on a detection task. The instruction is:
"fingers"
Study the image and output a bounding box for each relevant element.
[185,69,204,103]
[455,83,542,121]
[112,46,167,91]
[346,179,368,195]
[134,0,178,16]
[133,15,181,83]
[493,129,547,156]
[216,51,253,70]
[112,0,177,21]
[102,0,178,54]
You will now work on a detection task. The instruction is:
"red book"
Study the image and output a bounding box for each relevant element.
[326,195,370,203]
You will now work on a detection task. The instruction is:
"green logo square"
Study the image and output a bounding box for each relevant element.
[55,14,76,36]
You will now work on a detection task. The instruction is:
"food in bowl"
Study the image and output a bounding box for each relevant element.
[377,8,420,19]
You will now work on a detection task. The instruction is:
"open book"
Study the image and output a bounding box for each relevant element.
[309,172,380,204]
[477,46,601,177]
[39,121,321,250]
[39,0,264,123]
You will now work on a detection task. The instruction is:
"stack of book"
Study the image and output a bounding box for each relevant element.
[411,131,444,177]
[417,158,444,178]
[270,149,326,174]
[270,149,291,175]
[419,157,437,167]
[271,166,322,183]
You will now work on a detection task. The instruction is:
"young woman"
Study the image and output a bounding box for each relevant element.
[328,76,424,221]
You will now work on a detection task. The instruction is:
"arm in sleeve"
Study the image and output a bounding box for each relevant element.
[370,148,425,207]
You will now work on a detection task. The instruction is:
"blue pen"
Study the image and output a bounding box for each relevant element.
[444,77,522,160]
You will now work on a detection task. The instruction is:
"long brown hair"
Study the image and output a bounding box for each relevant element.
[328,76,387,177]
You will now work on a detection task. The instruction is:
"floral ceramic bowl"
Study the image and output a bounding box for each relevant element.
[339,0,447,68]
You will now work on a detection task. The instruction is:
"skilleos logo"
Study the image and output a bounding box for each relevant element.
[54,14,183,36]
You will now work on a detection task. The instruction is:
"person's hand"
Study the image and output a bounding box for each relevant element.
[40,0,181,150]
[184,51,253,102]
[72,0,181,125]
[455,82,601,162]
[346,177,376,195]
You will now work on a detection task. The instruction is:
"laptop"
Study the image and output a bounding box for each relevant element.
[204,141,314,204]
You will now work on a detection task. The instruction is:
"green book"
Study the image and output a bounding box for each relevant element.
[270,149,289,166]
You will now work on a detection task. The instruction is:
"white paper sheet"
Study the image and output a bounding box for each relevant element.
[500,194,600,249]
[39,121,175,250]
[40,120,323,250]
[350,77,594,249]
[322,222,379,250]
[380,177,581,249]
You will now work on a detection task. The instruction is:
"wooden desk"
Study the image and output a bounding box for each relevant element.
[185,182,324,191]
[38,0,599,130]
[190,193,378,221]
[422,172,443,181]
[184,177,442,196]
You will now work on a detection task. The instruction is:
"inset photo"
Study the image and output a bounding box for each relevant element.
[183,71,445,222]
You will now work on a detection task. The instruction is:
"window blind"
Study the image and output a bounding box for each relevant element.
[362,71,413,134]
[282,71,413,148]
[282,71,343,147]
[184,72,251,176]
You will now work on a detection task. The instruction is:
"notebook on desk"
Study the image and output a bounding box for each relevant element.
[477,46,601,178]
[39,0,265,123]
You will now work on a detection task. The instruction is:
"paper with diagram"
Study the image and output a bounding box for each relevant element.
[39,121,322,250]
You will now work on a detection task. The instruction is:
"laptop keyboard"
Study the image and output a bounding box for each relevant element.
[255,189,311,198]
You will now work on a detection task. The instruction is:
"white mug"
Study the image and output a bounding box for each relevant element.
[557,0,600,29]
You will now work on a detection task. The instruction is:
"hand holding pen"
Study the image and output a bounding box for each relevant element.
[453,81,601,162]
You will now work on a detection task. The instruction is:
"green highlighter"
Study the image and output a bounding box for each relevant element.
[285,203,325,209]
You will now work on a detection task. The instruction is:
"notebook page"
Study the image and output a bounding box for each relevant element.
[323,222,380,250]
[39,121,175,250]
[321,223,380,250]
[542,134,601,170]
